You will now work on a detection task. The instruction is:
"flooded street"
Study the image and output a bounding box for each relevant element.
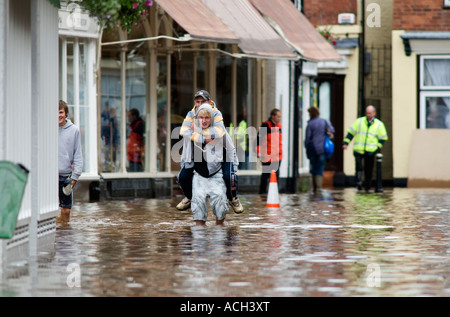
[1,188,449,297]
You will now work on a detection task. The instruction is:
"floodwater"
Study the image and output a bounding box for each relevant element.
[1,188,449,297]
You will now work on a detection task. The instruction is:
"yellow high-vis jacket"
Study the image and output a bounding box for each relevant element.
[343,117,388,154]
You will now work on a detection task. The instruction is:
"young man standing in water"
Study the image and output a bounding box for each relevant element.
[58,100,83,223]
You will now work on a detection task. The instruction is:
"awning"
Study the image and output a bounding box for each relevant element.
[249,0,342,61]
[155,0,239,44]
[203,0,297,59]
[401,32,450,56]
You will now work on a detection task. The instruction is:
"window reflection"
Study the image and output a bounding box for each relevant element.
[157,57,168,171]
[61,38,92,173]
[170,51,196,172]
[100,52,122,172]
[236,59,256,170]
[126,50,147,172]
[426,97,450,129]
[100,42,147,173]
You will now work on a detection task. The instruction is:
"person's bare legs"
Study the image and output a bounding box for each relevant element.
[59,207,71,222]
[195,220,206,226]
[216,217,225,225]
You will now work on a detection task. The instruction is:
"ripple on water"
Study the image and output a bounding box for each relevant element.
[2,188,450,297]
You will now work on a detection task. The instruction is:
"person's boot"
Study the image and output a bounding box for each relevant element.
[356,171,363,190]
[365,176,372,193]
[315,175,323,193]
[312,175,317,193]
[230,197,244,214]
[176,197,191,210]
[56,208,70,223]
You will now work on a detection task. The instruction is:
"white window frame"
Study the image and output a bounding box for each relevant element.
[419,55,450,129]
[59,36,98,177]
[419,91,450,129]
[419,55,450,90]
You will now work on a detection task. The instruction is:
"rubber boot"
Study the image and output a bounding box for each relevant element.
[311,175,317,193]
[356,171,363,190]
[314,175,323,193]
[56,208,70,223]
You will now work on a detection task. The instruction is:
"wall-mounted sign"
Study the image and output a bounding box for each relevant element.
[338,13,355,25]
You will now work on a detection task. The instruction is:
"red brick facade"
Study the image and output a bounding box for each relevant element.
[302,0,357,26]
[393,0,450,30]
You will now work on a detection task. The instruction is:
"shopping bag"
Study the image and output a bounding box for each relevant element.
[324,134,334,159]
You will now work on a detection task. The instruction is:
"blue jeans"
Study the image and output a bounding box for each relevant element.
[177,161,238,201]
[59,176,73,209]
[309,153,326,176]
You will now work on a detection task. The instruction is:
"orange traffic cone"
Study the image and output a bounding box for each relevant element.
[266,170,280,208]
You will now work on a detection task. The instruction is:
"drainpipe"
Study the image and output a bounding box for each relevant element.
[359,0,366,117]
[291,60,301,193]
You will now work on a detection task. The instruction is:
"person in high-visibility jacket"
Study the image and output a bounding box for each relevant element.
[229,119,248,169]
[343,105,388,192]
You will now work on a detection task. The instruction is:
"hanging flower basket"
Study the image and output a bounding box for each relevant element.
[318,27,338,46]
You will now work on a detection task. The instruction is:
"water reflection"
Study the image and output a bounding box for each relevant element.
[1,188,449,297]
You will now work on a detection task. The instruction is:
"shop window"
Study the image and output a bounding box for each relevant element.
[216,54,233,125]
[59,37,96,175]
[419,56,450,129]
[126,50,147,172]
[157,56,168,172]
[236,58,256,170]
[100,51,122,172]
[169,49,258,172]
[100,45,148,173]
[170,51,203,172]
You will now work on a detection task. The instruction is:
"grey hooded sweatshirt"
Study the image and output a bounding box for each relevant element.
[59,119,83,181]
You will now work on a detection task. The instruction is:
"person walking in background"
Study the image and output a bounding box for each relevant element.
[256,108,282,194]
[343,105,388,192]
[127,108,145,172]
[58,100,83,223]
[305,106,335,193]
[176,90,243,214]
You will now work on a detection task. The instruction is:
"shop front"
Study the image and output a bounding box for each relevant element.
[58,3,101,200]
[96,0,301,199]
[59,0,342,200]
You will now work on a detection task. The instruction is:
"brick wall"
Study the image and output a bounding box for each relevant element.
[303,0,357,26]
[393,0,450,30]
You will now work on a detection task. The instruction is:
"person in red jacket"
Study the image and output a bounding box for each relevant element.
[127,108,145,172]
[256,108,282,194]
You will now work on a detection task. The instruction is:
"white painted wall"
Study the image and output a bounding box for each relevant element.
[275,59,293,179]
[391,30,417,180]
[0,0,58,265]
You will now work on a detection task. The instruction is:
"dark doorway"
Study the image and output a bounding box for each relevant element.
[314,74,345,173]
